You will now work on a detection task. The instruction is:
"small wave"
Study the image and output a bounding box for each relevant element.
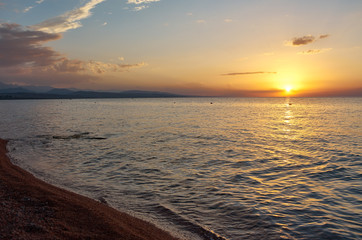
[154,204,227,240]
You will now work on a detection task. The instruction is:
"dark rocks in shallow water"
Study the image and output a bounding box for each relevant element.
[52,132,107,140]
[98,197,108,205]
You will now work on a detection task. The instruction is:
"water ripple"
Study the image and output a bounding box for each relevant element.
[2,98,361,240]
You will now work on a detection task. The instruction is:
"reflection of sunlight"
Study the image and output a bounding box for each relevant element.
[284,111,291,124]
[283,98,293,135]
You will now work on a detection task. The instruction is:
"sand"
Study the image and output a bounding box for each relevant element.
[0,138,179,240]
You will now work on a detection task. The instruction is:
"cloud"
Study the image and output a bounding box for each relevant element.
[22,0,46,13]
[31,0,106,33]
[285,34,330,46]
[23,6,33,13]
[319,34,329,39]
[298,48,332,55]
[0,23,146,74]
[222,72,277,76]
[41,59,146,74]
[85,61,146,74]
[51,59,86,72]
[285,35,315,46]
[224,19,233,23]
[127,0,160,4]
[127,0,160,11]
[134,5,147,11]
[196,19,206,24]
[0,23,62,67]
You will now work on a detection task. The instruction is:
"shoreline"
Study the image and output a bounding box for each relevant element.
[0,138,179,240]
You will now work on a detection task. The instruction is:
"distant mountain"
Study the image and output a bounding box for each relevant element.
[0,87,33,94]
[23,85,54,93]
[0,82,53,93]
[46,88,75,95]
[0,82,188,99]
[0,82,16,89]
[0,90,186,99]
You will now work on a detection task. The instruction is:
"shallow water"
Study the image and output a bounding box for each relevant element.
[0,98,361,239]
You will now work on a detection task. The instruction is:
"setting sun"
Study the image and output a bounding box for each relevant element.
[285,86,293,93]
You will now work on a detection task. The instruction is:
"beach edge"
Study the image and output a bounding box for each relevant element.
[0,138,179,240]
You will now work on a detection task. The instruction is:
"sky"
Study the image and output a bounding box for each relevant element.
[0,0,361,97]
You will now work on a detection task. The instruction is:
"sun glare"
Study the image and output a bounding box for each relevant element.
[285,86,292,93]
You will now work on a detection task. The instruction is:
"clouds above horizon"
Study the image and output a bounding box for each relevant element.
[31,0,106,33]
[127,0,160,3]
[284,34,332,56]
[0,0,153,87]
[222,72,277,76]
[285,34,330,46]
[29,0,160,32]
[0,23,62,67]
[127,0,160,11]
[23,0,45,13]
[298,48,332,55]
[0,23,146,75]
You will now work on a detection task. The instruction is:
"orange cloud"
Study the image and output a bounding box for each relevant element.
[298,48,332,55]
[222,71,277,76]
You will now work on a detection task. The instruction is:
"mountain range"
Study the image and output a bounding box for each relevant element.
[0,82,186,99]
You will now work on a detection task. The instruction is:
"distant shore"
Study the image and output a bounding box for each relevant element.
[0,138,178,240]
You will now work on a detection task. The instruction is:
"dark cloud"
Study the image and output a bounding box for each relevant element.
[222,72,277,76]
[298,48,332,55]
[289,35,316,46]
[0,22,146,75]
[286,34,330,46]
[0,23,62,67]
[319,34,329,39]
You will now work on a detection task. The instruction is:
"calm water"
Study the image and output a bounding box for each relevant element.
[0,98,361,239]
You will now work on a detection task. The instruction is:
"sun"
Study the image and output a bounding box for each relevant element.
[285,86,292,93]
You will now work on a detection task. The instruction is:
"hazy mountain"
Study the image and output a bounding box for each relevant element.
[0,82,187,99]
[0,87,33,94]
[0,82,16,89]
[23,85,54,93]
[46,88,75,95]
[0,82,53,93]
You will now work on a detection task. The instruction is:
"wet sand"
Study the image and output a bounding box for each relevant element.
[0,138,179,240]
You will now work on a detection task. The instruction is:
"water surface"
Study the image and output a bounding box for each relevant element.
[0,98,361,239]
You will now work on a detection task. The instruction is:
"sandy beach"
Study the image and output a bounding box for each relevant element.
[0,138,178,240]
